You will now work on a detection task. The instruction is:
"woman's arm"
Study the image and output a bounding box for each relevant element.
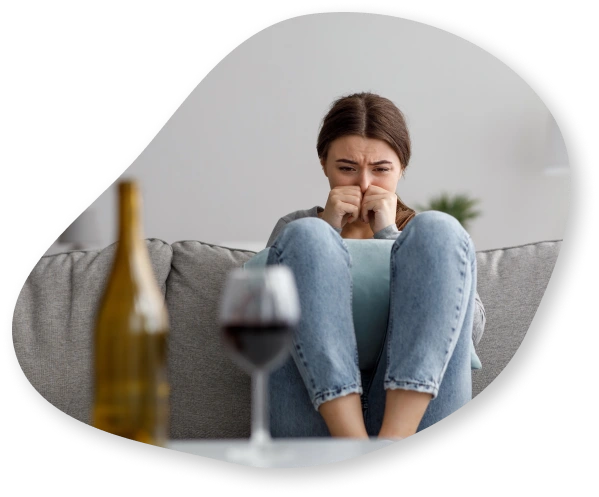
[266,217,290,248]
[265,207,324,248]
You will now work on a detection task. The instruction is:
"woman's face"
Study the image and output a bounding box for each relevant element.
[320,135,403,194]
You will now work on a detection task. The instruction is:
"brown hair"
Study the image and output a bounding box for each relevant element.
[316,92,416,231]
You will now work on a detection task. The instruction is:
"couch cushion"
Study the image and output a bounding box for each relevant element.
[12,239,173,425]
[472,240,561,397]
[166,241,254,439]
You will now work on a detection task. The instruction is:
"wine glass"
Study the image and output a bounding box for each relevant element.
[219,265,300,466]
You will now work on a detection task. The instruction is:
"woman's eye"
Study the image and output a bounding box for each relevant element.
[339,167,354,172]
[375,168,390,172]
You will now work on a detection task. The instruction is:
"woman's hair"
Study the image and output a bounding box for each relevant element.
[316,92,416,231]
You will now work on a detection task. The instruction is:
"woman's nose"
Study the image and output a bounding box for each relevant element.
[358,172,370,192]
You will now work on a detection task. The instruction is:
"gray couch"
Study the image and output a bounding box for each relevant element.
[12,237,561,439]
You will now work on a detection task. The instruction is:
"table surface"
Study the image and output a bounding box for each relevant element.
[168,438,397,468]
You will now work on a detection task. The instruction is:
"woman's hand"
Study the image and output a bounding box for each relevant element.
[360,185,397,234]
[321,185,363,230]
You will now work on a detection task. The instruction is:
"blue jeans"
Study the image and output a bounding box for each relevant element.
[266,211,477,437]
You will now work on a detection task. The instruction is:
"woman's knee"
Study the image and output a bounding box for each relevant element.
[395,211,473,254]
[409,210,464,233]
[278,217,339,246]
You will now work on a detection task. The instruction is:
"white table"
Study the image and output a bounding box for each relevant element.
[168,438,396,468]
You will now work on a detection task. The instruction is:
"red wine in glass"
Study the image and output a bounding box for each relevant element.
[219,265,300,461]
[222,322,294,374]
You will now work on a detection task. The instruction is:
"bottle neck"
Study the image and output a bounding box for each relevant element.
[117,182,145,251]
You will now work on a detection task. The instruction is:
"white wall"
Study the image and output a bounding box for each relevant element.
[47,13,569,255]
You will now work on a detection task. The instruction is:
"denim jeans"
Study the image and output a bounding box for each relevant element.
[266,211,477,437]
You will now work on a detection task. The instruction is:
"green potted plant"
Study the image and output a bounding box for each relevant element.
[415,192,482,231]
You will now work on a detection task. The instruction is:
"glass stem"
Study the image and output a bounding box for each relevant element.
[251,369,271,445]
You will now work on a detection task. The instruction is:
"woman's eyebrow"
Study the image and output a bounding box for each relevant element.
[336,159,393,165]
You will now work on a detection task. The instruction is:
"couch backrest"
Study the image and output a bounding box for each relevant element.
[472,239,561,398]
[12,238,561,439]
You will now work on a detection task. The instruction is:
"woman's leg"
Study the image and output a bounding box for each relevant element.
[364,211,477,437]
[266,218,367,438]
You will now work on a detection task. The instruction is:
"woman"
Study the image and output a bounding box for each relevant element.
[265,92,486,439]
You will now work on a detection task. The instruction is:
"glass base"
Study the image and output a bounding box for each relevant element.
[224,440,294,468]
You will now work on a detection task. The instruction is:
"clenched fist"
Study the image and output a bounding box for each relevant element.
[320,185,363,230]
[360,185,398,234]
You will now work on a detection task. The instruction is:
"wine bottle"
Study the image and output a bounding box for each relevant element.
[92,180,169,446]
